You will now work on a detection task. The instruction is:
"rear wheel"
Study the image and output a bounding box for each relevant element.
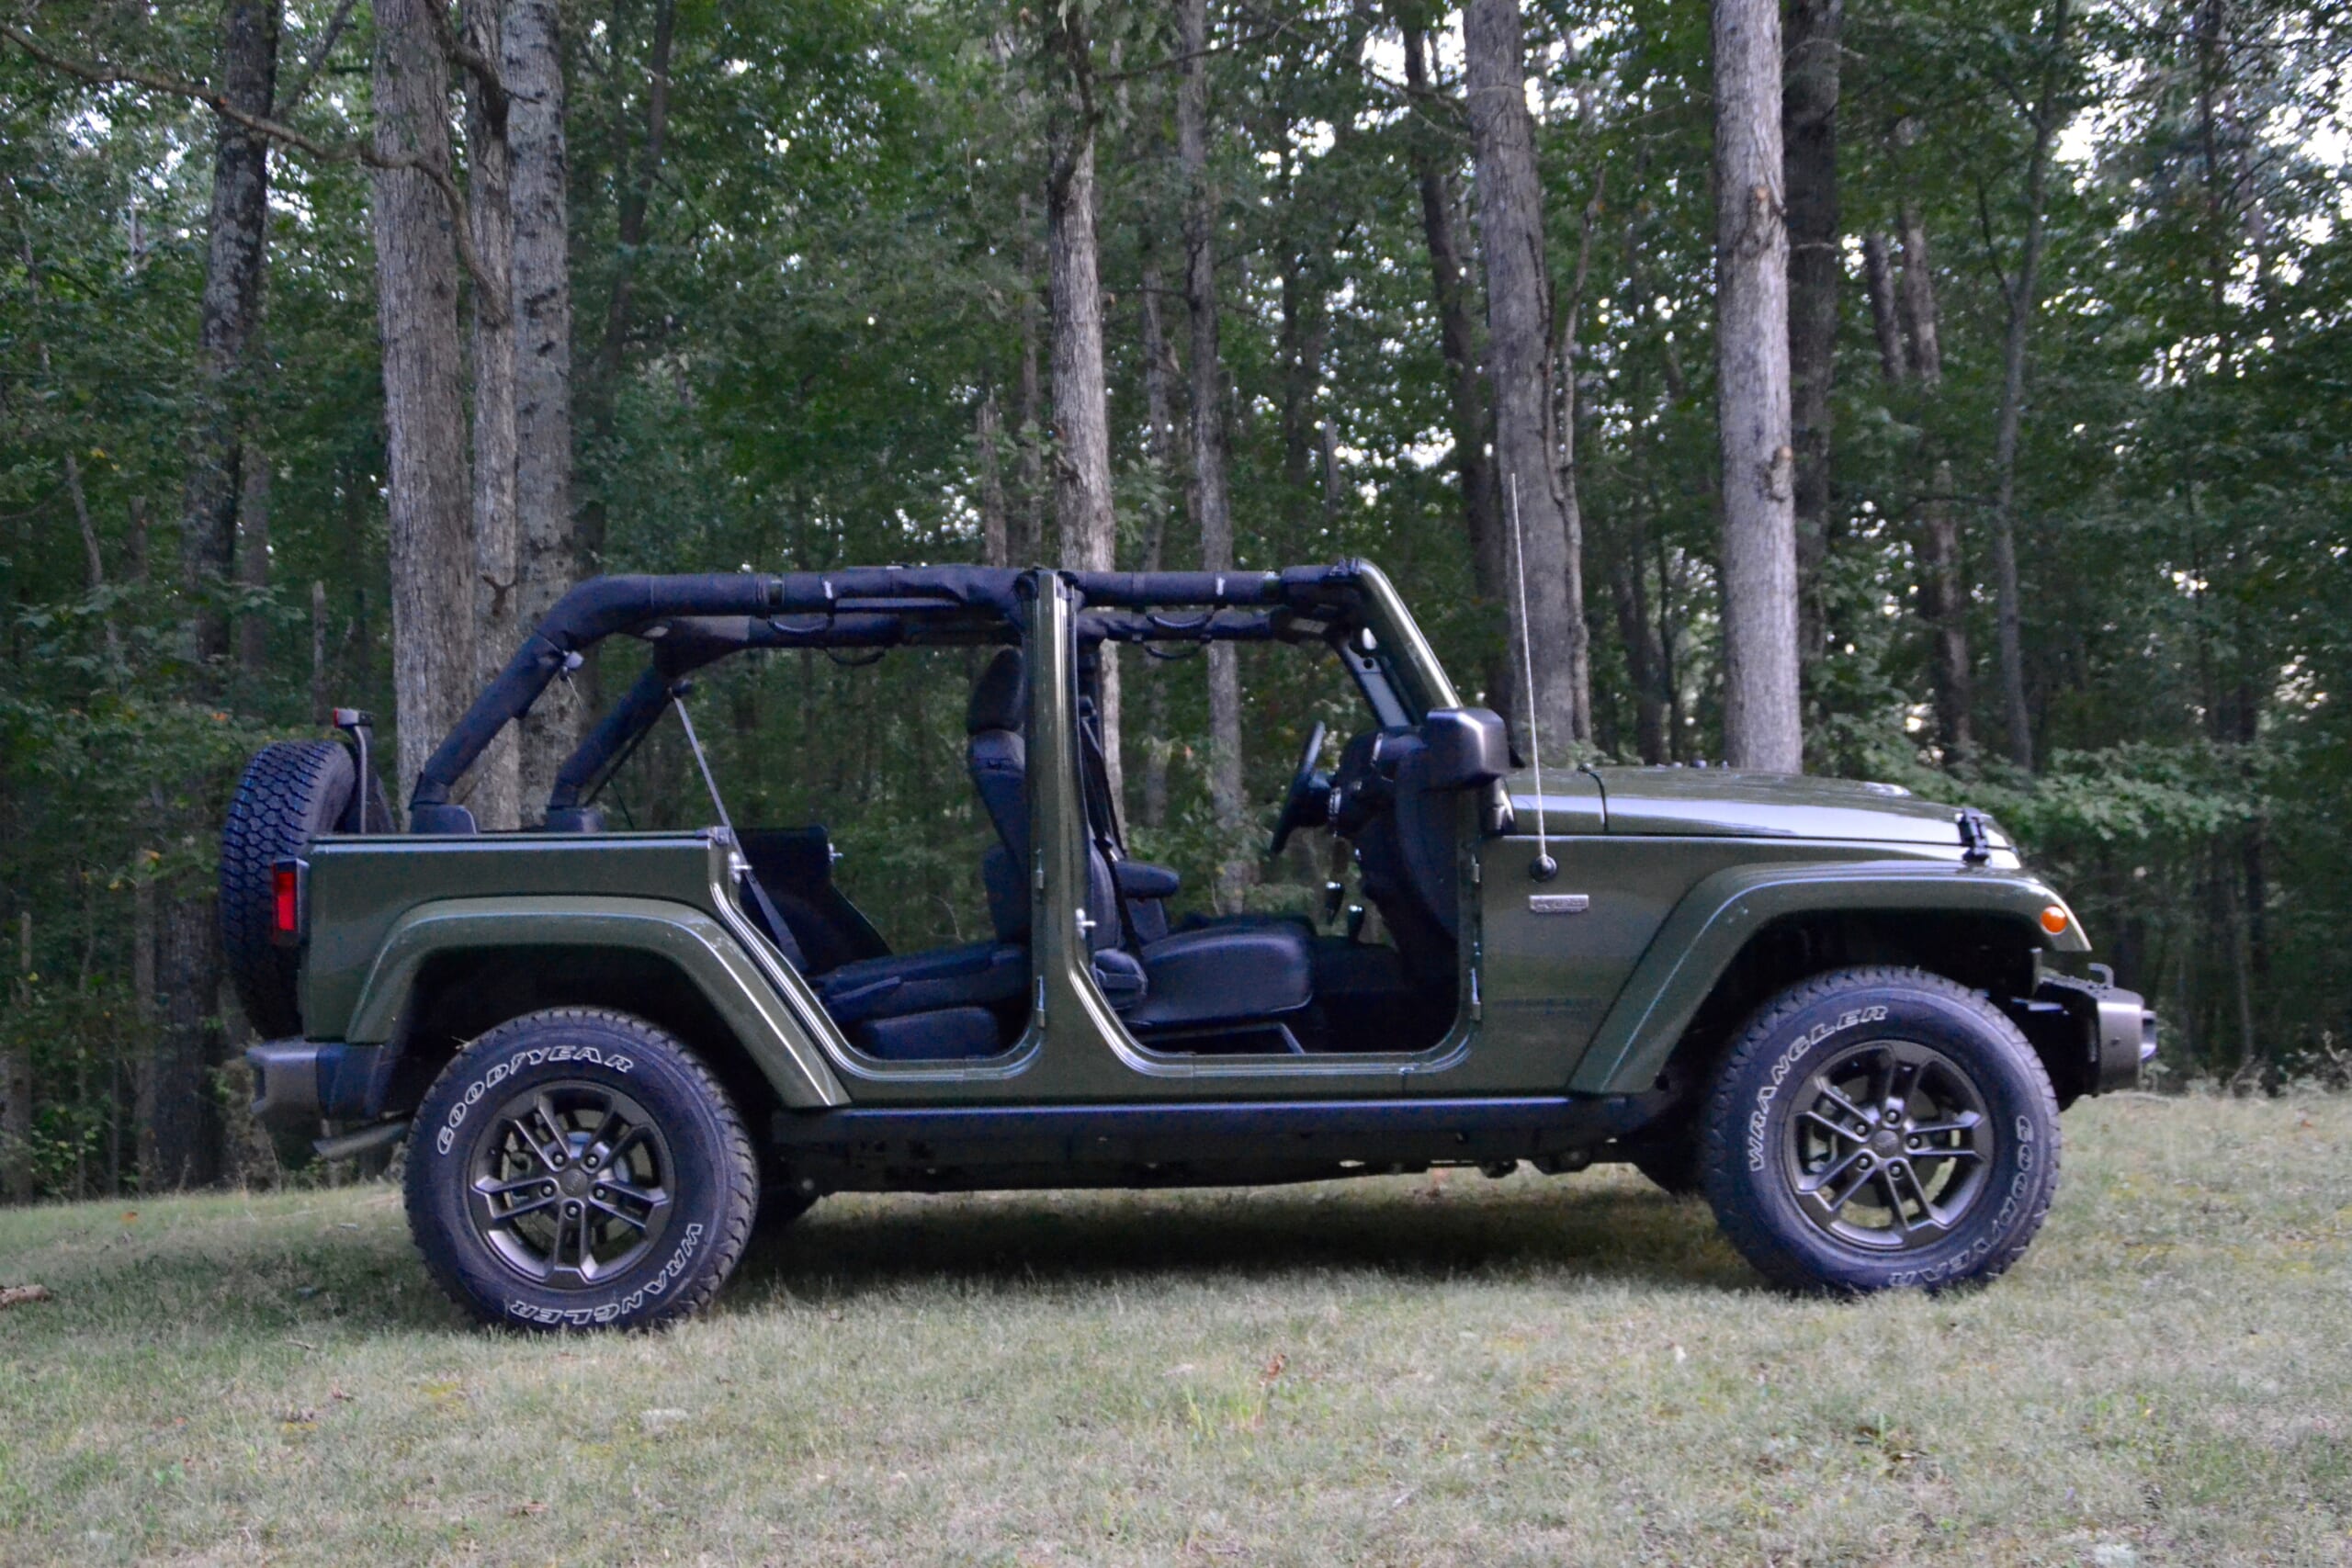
[1698,967,2060,1294]
[404,1010,758,1330]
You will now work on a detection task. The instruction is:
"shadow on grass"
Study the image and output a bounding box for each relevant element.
[0,1178,1747,1345]
[729,1176,1751,1307]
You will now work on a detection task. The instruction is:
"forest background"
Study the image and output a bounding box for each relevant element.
[0,0,2346,1201]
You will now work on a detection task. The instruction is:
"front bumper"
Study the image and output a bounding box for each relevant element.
[2026,968,2157,1097]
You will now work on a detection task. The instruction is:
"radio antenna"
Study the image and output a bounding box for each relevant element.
[1509,474,1558,882]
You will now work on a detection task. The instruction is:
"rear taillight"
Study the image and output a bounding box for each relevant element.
[269,858,307,947]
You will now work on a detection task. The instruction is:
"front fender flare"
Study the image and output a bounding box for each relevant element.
[345,896,848,1111]
[1568,862,2086,1096]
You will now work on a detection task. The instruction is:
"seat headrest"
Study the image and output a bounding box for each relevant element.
[967,649,1024,736]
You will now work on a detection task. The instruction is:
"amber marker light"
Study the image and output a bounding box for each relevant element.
[2039,905,2070,935]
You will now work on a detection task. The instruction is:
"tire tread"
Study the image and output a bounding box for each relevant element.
[1697,964,2061,1294]
[402,1008,759,1330]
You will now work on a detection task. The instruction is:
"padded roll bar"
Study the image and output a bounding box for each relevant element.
[410,568,1027,813]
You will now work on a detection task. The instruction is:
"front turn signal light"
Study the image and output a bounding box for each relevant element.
[2039,905,2070,935]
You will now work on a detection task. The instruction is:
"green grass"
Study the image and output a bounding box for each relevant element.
[3,1094,2349,1566]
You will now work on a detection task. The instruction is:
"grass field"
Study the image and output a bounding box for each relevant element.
[2,1093,2348,1566]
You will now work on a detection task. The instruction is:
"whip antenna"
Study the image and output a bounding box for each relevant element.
[1509,475,1558,882]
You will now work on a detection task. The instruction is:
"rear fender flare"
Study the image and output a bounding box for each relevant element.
[1569,862,2086,1096]
[345,897,848,1111]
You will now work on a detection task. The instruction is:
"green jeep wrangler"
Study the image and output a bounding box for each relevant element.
[222,563,2152,1329]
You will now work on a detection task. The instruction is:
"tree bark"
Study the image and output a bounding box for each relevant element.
[1860,231,1903,382]
[374,0,478,810]
[505,0,579,818]
[1895,205,1941,385]
[1988,0,2071,773]
[1464,0,1586,758]
[1920,458,1973,764]
[977,383,1008,567]
[1044,2,1119,807]
[1014,194,1046,567]
[1180,0,1249,908]
[1712,0,1803,772]
[578,0,674,592]
[235,431,270,676]
[143,875,223,1190]
[1137,237,1180,829]
[464,0,522,830]
[1402,21,1507,719]
[1783,0,1841,680]
[181,0,281,678]
[2,914,28,1202]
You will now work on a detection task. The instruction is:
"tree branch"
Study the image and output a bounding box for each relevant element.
[3,24,505,317]
[275,0,360,114]
[427,0,510,128]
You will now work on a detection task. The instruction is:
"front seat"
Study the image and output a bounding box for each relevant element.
[1080,844,1315,1038]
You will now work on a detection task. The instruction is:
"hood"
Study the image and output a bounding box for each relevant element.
[1593,767,2007,848]
[1506,767,2009,851]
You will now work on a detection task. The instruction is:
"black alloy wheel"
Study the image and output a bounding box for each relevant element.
[405,1010,758,1330]
[1699,966,2061,1294]
[1779,1037,1993,1251]
[463,1080,677,1287]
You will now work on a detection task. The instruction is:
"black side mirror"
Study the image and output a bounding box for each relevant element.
[1423,707,1510,790]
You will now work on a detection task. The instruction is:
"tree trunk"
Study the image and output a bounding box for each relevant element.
[181,0,281,677]
[1860,231,1903,382]
[1712,0,1803,772]
[375,0,478,810]
[1556,178,1601,745]
[1895,205,1942,384]
[578,0,675,592]
[1401,23,1507,720]
[144,876,223,1190]
[465,0,522,830]
[235,432,271,676]
[1014,195,1046,567]
[1180,0,1249,909]
[1044,2,1119,806]
[2,913,29,1202]
[310,579,330,725]
[1988,0,2071,773]
[1464,0,1585,758]
[1137,237,1180,829]
[1920,459,1973,764]
[505,0,580,818]
[977,384,1008,568]
[1783,0,1841,681]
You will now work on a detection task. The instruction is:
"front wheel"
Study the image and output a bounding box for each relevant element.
[1698,967,2060,1294]
[404,1010,759,1330]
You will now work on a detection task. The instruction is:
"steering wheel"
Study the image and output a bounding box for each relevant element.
[1267,721,1330,857]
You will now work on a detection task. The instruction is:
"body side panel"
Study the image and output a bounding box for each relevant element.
[1565,859,2086,1095]
[341,895,847,1108]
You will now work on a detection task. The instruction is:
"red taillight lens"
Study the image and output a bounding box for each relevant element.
[272,863,300,937]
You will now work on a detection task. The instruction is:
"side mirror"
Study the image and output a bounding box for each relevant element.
[1422,707,1510,791]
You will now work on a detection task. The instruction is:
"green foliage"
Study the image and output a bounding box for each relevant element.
[1,0,2347,1199]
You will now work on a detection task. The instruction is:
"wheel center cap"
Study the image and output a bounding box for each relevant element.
[560,1168,590,1196]
[1871,1129,1901,1156]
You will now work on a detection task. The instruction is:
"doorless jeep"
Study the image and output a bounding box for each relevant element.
[222,563,2153,1328]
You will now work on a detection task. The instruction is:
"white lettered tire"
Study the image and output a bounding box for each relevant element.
[1698,967,2061,1294]
[403,1010,759,1330]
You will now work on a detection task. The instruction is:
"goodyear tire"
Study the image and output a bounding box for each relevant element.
[404,1010,759,1331]
[220,739,390,1038]
[1698,966,2060,1295]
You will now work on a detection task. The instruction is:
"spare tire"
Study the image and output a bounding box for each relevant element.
[220,739,389,1039]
